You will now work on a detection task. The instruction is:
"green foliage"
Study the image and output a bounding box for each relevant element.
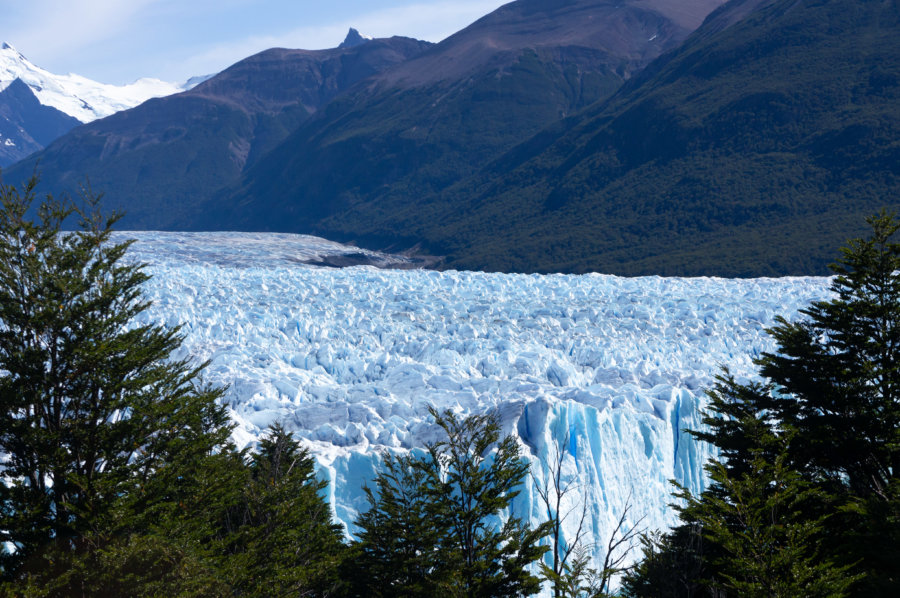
[221,423,346,597]
[540,543,620,598]
[0,174,231,585]
[0,176,345,596]
[365,0,899,276]
[620,526,713,598]
[626,211,900,595]
[758,210,900,496]
[349,452,447,597]
[425,408,550,598]
[350,408,550,598]
[687,455,858,598]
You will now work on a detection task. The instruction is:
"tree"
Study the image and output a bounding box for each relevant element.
[620,525,714,598]
[533,431,589,598]
[759,211,900,499]
[348,452,448,597]
[686,454,858,598]
[350,407,550,598]
[51,424,346,598]
[0,176,232,586]
[220,423,346,597]
[534,433,644,598]
[424,407,551,598]
[751,211,900,594]
[625,211,900,596]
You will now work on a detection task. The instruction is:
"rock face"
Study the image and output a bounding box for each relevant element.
[0,78,81,167]
[6,36,432,228]
[339,28,371,49]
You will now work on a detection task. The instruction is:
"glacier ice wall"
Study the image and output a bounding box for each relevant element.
[123,232,831,577]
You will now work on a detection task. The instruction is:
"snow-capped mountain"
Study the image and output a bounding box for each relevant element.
[118,230,832,583]
[0,41,191,123]
[0,78,81,166]
[0,41,211,167]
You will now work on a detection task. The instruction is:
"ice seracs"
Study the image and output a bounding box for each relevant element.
[0,42,199,122]
[119,231,833,582]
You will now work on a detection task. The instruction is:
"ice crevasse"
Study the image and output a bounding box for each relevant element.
[123,232,832,574]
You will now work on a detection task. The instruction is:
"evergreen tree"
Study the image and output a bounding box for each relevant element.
[350,408,550,598]
[221,423,346,597]
[0,175,232,586]
[424,407,550,598]
[686,454,857,598]
[625,212,900,596]
[620,525,712,598]
[759,211,900,498]
[58,425,345,598]
[349,452,448,597]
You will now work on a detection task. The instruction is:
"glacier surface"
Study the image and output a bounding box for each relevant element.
[122,231,831,577]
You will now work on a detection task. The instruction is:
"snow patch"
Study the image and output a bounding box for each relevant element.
[0,42,200,122]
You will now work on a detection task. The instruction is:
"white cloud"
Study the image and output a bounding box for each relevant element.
[9,0,162,65]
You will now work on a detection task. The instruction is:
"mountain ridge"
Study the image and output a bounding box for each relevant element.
[4,36,433,227]
[197,0,726,236]
[0,42,193,123]
[0,78,82,166]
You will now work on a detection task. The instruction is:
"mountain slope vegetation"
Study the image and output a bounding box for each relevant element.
[365,0,900,275]
[201,0,724,236]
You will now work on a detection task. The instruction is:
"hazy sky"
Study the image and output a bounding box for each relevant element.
[3,0,509,85]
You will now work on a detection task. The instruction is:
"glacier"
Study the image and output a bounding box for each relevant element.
[121,231,831,580]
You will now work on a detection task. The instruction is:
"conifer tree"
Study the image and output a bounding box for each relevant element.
[350,452,447,597]
[624,211,900,596]
[221,423,346,597]
[350,408,550,598]
[424,407,550,598]
[0,176,232,585]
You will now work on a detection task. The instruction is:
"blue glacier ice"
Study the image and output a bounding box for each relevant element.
[122,231,832,582]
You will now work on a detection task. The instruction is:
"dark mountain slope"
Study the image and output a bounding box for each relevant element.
[4,35,431,228]
[346,0,900,276]
[202,0,725,234]
[0,79,81,167]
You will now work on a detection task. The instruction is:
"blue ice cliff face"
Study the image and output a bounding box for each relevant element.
[123,232,831,579]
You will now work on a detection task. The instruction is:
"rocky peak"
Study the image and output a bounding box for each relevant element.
[339,28,371,49]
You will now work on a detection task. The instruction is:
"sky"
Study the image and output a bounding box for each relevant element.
[2,0,509,85]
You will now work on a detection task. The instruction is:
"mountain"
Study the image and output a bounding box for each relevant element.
[202,0,726,237]
[0,42,188,123]
[339,28,372,49]
[7,0,724,232]
[5,33,432,228]
[0,78,81,166]
[0,42,202,167]
[283,0,896,276]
